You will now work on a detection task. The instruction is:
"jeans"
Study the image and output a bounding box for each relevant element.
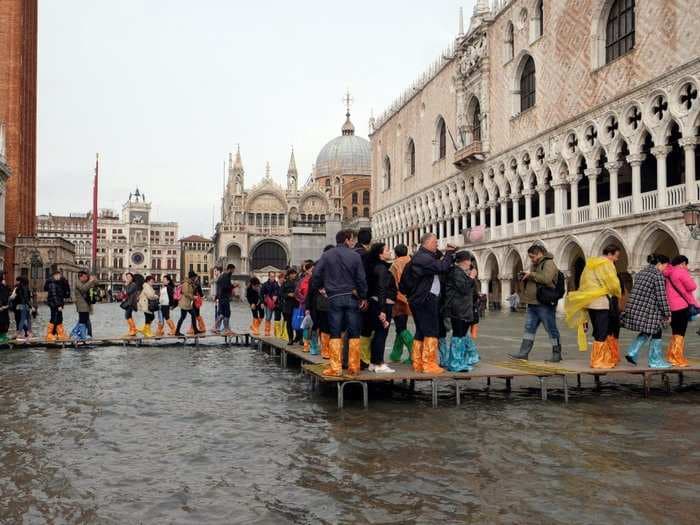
[264,305,275,321]
[523,304,560,346]
[79,312,92,336]
[328,294,361,339]
[410,294,440,340]
[370,302,392,364]
[18,305,31,334]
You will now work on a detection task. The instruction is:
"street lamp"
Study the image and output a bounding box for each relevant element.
[682,203,700,240]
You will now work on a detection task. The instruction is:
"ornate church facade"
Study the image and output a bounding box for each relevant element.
[214,109,371,274]
[371,0,700,306]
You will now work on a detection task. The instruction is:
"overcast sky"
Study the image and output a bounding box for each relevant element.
[38,0,475,237]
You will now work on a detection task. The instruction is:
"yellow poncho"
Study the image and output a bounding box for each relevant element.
[564,257,621,351]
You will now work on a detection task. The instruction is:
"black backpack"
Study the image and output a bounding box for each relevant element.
[536,270,566,306]
[398,260,417,298]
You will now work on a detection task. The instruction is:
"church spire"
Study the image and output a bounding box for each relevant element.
[233,144,243,171]
[341,89,355,136]
[287,147,298,191]
[229,144,244,195]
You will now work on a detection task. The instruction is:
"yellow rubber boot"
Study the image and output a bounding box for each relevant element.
[142,323,153,338]
[359,336,371,365]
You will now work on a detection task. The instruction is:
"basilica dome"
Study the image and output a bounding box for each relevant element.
[315,112,371,179]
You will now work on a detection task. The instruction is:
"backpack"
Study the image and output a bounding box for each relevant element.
[173,284,183,301]
[398,260,417,298]
[536,270,566,306]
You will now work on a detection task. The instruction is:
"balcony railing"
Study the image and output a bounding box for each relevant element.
[453,141,484,168]
[577,206,590,223]
[618,196,632,215]
[545,214,555,229]
[641,190,658,212]
[666,184,685,207]
[597,201,611,220]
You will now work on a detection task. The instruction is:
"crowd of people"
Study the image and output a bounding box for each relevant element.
[0,229,695,372]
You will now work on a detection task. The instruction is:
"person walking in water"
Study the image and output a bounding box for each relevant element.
[175,271,201,336]
[44,268,69,341]
[622,254,672,368]
[663,255,697,367]
[509,243,562,362]
[121,272,139,337]
[388,244,413,364]
[71,270,98,341]
[564,245,622,368]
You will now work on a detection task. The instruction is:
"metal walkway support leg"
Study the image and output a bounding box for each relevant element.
[505,377,512,392]
[539,377,548,401]
[455,381,461,406]
[643,372,651,397]
[679,372,684,387]
[337,382,343,409]
[337,381,368,409]
[577,374,581,387]
[662,373,671,394]
[432,379,438,408]
[562,375,569,404]
[594,375,601,391]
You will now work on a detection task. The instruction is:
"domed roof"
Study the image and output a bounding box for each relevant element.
[315,112,371,179]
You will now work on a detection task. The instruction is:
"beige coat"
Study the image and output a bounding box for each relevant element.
[178,279,195,310]
[138,282,157,312]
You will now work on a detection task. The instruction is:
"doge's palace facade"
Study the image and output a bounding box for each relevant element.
[371,0,700,306]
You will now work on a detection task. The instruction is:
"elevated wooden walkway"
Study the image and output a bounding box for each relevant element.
[254,336,700,409]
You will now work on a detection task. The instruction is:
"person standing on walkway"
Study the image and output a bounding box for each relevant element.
[509,243,562,362]
[442,251,480,372]
[275,272,287,340]
[506,291,520,312]
[312,230,367,377]
[211,266,221,331]
[261,271,280,337]
[366,242,396,373]
[191,276,206,334]
[158,274,176,335]
[214,264,235,334]
[663,255,697,367]
[402,232,455,374]
[246,277,263,336]
[44,269,69,341]
[296,261,314,352]
[306,245,333,358]
[282,268,301,345]
[175,271,200,336]
[622,254,672,368]
[355,228,373,367]
[388,244,413,364]
[0,273,10,343]
[564,245,622,368]
[12,276,32,340]
[71,270,97,341]
[121,272,139,337]
[136,275,157,337]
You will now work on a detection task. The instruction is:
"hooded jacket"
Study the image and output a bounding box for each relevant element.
[663,264,698,312]
[442,265,478,322]
[521,252,558,305]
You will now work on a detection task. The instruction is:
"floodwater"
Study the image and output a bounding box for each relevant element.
[1,303,699,524]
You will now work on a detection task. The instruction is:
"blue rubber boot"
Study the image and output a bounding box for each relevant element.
[625,334,649,366]
[70,323,88,342]
[439,337,450,367]
[465,334,481,367]
[648,338,671,369]
[309,330,320,356]
[447,336,471,372]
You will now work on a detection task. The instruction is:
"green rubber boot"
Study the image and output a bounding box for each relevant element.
[389,334,404,362]
[400,330,414,364]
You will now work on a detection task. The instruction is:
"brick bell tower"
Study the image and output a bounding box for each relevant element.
[0,0,38,278]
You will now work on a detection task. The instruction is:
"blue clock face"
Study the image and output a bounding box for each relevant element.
[131,252,144,265]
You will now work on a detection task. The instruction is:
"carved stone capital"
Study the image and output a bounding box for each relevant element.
[626,153,646,166]
[650,145,672,158]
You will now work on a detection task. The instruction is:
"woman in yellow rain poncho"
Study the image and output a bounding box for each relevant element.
[564,245,622,369]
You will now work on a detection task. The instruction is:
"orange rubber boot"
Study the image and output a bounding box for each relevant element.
[322,338,343,377]
[667,334,689,367]
[45,323,56,342]
[421,337,444,374]
[264,320,271,336]
[590,340,616,369]
[126,318,138,337]
[197,316,206,333]
[411,339,424,373]
[56,324,69,341]
[606,335,621,365]
[320,332,331,359]
[166,319,176,336]
[156,322,165,336]
[348,338,361,376]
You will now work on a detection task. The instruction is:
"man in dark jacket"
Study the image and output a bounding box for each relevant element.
[215,264,235,334]
[261,271,280,337]
[355,228,373,366]
[44,269,68,341]
[312,229,367,376]
[509,243,561,361]
[406,232,455,374]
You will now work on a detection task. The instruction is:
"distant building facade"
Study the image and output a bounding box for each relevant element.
[13,235,80,300]
[180,235,213,288]
[37,213,93,268]
[371,0,700,306]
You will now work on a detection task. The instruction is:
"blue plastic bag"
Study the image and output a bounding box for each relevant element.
[291,307,305,331]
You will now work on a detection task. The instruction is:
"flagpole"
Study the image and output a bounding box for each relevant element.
[92,153,99,273]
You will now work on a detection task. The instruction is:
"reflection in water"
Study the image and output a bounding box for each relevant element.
[0,304,699,524]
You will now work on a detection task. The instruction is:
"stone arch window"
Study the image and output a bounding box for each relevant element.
[406,138,416,177]
[520,56,536,111]
[505,21,514,62]
[363,207,370,218]
[471,99,481,142]
[383,156,392,191]
[606,0,635,63]
[362,190,370,205]
[352,207,358,217]
[352,192,358,204]
[536,0,544,39]
[436,117,447,160]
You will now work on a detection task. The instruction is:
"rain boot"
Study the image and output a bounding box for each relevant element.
[465,334,480,367]
[625,334,649,366]
[323,338,343,377]
[438,337,450,367]
[470,324,479,339]
[56,324,69,341]
[310,331,320,356]
[421,337,444,374]
[546,344,563,364]
[348,338,361,376]
[648,338,671,368]
[166,319,177,336]
[280,320,289,342]
[411,339,424,373]
[359,336,371,365]
[302,328,311,352]
[0,333,8,343]
[70,323,84,341]
[156,322,165,336]
[400,330,414,364]
[509,338,534,360]
[666,334,689,367]
[142,323,153,338]
[251,318,260,336]
[264,320,272,337]
[45,322,56,342]
[446,336,471,372]
[607,335,621,365]
[126,318,138,337]
[590,340,615,369]
[389,335,404,362]
[197,316,206,334]
[320,332,331,359]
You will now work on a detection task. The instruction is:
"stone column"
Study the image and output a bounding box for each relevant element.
[585,167,601,220]
[438,220,445,239]
[479,206,486,227]
[500,197,508,238]
[489,203,497,238]
[652,145,671,209]
[681,138,698,202]
[480,278,489,309]
[470,208,477,229]
[537,184,547,229]
[605,161,621,216]
[511,193,520,233]
[524,189,533,232]
[500,277,512,307]
[553,182,565,226]
[461,213,467,231]
[627,153,646,213]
